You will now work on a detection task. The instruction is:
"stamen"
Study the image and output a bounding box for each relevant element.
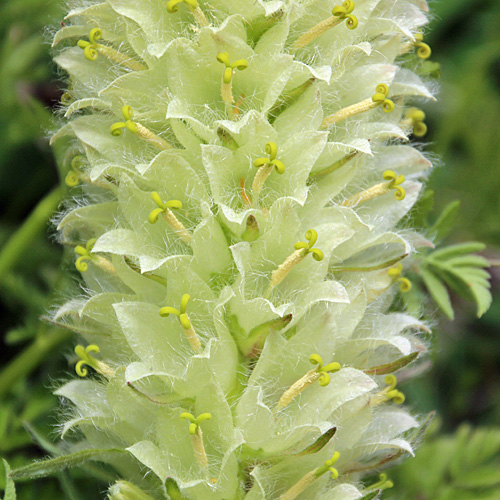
[401,107,427,137]
[275,354,341,411]
[74,344,114,378]
[278,452,340,500]
[321,83,394,129]
[159,294,202,352]
[387,263,412,292]
[180,412,212,470]
[74,238,116,274]
[267,229,324,296]
[370,374,405,407]
[110,105,172,150]
[240,178,253,208]
[252,142,286,199]
[148,192,191,243]
[166,0,209,27]
[216,52,248,110]
[368,473,394,491]
[341,170,405,207]
[77,28,146,71]
[292,0,358,51]
[65,155,86,187]
[413,33,432,59]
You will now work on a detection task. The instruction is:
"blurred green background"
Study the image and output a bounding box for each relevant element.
[0,0,499,498]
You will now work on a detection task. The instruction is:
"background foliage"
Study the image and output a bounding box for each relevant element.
[0,0,499,498]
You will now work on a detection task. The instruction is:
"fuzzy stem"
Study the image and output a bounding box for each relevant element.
[267,249,307,296]
[275,369,320,411]
[98,45,146,71]
[190,6,209,26]
[162,210,192,243]
[321,98,378,129]
[341,181,391,207]
[252,164,273,199]
[192,429,209,471]
[0,187,61,282]
[279,470,317,500]
[180,317,202,353]
[135,123,172,150]
[292,16,342,51]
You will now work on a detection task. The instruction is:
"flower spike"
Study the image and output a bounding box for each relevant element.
[403,107,428,137]
[166,0,209,26]
[371,374,406,406]
[292,1,358,51]
[148,192,191,242]
[74,238,97,272]
[180,412,212,471]
[160,294,202,352]
[252,142,286,198]
[217,52,248,108]
[110,106,171,150]
[388,263,412,292]
[279,451,341,500]
[321,83,394,129]
[276,354,341,411]
[383,170,406,201]
[267,229,324,296]
[77,28,146,71]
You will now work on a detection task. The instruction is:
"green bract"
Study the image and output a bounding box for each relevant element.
[47,0,437,498]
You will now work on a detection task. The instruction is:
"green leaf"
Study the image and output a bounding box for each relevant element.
[430,200,461,242]
[9,448,126,480]
[430,242,486,261]
[1,459,16,500]
[421,268,454,319]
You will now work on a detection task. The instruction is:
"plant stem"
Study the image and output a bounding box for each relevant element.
[0,328,71,399]
[0,187,62,282]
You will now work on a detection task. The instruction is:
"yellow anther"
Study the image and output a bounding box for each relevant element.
[147,191,191,241]
[180,412,212,435]
[77,28,102,61]
[294,229,324,261]
[371,83,395,113]
[267,230,324,296]
[180,412,211,471]
[276,354,340,411]
[279,451,340,500]
[110,106,171,150]
[166,0,208,26]
[217,52,248,106]
[252,142,286,198]
[74,344,100,377]
[321,84,394,129]
[388,263,412,292]
[414,33,432,59]
[383,170,406,201]
[74,238,97,272]
[160,295,202,352]
[77,28,146,70]
[384,374,405,404]
[292,1,358,51]
[110,105,139,136]
[65,155,86,187]
[404,107,427,137]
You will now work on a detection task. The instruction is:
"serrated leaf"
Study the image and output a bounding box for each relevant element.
[421,268,454,319]
[2,459,16,500]
[9,448,126,480]
[430,200,461,242]
[363,352,420,375]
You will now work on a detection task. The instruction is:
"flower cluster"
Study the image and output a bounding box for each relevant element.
[51,0,434,498]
